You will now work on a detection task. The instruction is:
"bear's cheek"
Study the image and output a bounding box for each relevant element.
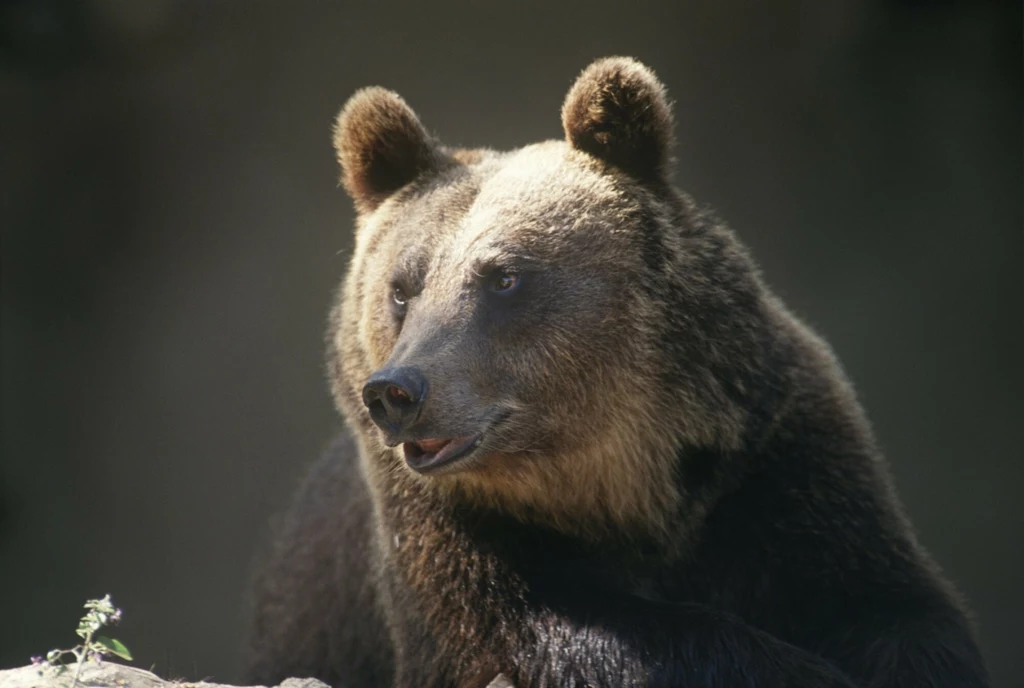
[370,317,404,371]
[357,284,403,372]
[483,321,618,405]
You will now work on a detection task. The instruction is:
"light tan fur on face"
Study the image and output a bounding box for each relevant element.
[329,146,700,545]
[402,146,685,541]
[441,375,685,544]
[328,63,755,546]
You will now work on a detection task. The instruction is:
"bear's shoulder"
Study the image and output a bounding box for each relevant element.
[244,430,393,687]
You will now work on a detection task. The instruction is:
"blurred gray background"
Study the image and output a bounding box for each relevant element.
[1,0,1020,685]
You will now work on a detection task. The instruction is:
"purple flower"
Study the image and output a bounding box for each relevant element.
[90,652,103,664]
[111,609,123,624]
[30,656,43,666]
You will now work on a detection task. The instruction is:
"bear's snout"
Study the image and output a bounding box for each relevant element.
[362,366,428,436]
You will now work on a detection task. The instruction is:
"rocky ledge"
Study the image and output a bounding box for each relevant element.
[0,663,514,688]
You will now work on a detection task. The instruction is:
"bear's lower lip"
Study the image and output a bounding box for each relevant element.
[403,434,482,474]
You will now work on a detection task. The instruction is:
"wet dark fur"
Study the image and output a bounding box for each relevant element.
[245,58,988,687]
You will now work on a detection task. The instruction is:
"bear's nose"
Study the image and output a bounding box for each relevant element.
[362,366,428,436]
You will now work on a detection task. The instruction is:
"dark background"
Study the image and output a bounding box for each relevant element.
[1,0,1020,685]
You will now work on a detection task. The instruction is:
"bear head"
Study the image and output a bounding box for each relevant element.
[327,57,780,540]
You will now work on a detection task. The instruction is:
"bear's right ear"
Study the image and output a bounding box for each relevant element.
[333,87,444,212]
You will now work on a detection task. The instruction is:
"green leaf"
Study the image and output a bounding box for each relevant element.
[94,636,132,661]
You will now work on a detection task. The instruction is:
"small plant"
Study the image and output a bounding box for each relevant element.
[31,595,133,688]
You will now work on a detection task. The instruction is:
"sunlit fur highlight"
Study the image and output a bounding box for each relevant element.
[328,141,753,545]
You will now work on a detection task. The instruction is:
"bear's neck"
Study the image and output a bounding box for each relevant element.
[362,444,708,580]
[370,455,679,607]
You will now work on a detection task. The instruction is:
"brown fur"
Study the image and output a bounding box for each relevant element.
[246,57,988,688]
[331,143,707,543]
[333,88,449,212]
[562,57,675,183]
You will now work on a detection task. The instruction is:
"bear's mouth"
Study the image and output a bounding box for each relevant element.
[403,435,482,474]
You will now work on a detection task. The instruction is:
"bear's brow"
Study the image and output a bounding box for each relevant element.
[391,248,430,289]
[467,250,541,277]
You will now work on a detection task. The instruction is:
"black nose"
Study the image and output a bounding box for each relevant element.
[362,366,428,436]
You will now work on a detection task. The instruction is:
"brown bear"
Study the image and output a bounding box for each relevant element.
[244,57,988,687]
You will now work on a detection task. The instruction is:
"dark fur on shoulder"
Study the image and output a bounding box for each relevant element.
[245,58,989,687]
[245,434,393,687]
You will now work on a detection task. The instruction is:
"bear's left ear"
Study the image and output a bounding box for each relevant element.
[333,87,446,212]
[561,57,674,183]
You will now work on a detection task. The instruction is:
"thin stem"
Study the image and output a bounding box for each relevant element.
[70,633,93,688]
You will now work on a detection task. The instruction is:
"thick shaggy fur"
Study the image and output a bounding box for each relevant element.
[245,58,988,687]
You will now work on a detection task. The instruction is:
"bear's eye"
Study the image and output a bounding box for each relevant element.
[392,286,408,308]
[487,271,521,295]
